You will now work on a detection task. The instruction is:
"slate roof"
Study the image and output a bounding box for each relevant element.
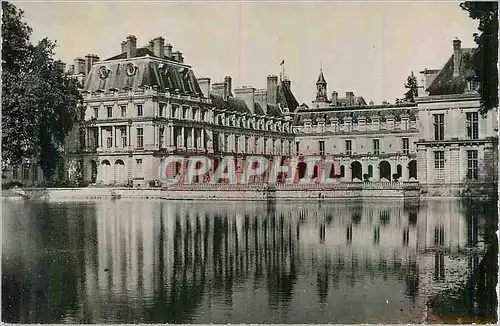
[294,106,417,124]
[104,47,158,61]
[317,71,327,84]
[277,80,299,112]
[211,94,250,114]
[211,94,284,117]
[84,55,203,95]
[426,48,476,96]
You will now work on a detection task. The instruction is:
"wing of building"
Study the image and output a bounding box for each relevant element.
[415,38,498,195]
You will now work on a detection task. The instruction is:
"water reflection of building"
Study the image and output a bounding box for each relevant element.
[68,199,485,322]
[3,199,491,324]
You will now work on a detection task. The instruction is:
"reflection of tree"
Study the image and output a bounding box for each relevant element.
[2,202,92,323]
[427,201,497,323]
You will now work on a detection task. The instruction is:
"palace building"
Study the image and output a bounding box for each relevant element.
[4,36,497,195]
[294,69,419,183]
[415,38,498,195]
[293,38,498,194]
[62,35,297,186]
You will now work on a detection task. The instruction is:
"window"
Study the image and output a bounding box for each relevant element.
[121,128,127,148]
[433,114,444,141]
[80,108,86,120]
[93,108,99,119]
[159,104,164,117]
[121,106,127,118]
[345,140,352,156]
[137,128,144,148]
[137,105,143,117]
[467,150,478,179]
[22,164,29,180]
[296,142,300,154]
[107,106,112,118]
[79,129,86,150]
[106,129,113,148]
[466,112,479,139]
[319,141,325,156]
[136,159,143,178]
[434,151,445,169]
[402,138,409,155]
[373,139,380,155]
[159,128,164,148]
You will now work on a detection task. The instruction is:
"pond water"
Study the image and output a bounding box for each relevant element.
[2,199,497,323]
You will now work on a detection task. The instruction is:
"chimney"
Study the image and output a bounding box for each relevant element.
[346,91,354,106]
[255,89,268,114]
[224,76,232,98]
[121,35,137,58]
[55,61,66,72]
[266,75,278,105]
[172,50,184,63]
[197,77,211,98]
[211,83,227,100]
[153,37,165,58]
[68,64,75,74]
[165,43,172,58]
[84,54,92,74]
[148,40,154,52]
[74,57,85,75]
[331,91,338,106]
[234,87,255,114]
[453,38,462,78]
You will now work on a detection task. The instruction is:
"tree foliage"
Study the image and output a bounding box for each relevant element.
[403,71,419,103]
[460,1,498,114]
[2,2,82,181]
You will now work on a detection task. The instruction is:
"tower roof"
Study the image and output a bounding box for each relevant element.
[317,70,327,84]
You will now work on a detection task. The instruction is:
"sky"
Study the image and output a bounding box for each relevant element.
[14,1,479,105]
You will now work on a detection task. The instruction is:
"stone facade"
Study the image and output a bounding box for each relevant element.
[4,37,497,196]
[293,38,498,193]
[416,93,498,195]
[414,38,498,195]
[294,69,419,183]
[65,35,297,187]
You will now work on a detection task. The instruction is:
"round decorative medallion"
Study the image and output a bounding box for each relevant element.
[99,66,110,79]
[126,63,137,76]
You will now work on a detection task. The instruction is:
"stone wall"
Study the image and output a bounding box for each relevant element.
[18,182,420,202]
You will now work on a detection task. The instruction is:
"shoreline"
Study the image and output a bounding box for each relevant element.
[0,183,483,202]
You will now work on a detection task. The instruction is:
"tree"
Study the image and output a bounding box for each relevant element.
[460,2,498,114]
[404,71,419,102]
[2,2,82,182]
